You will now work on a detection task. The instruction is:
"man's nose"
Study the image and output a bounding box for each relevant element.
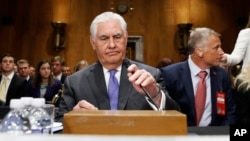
[108,38,115,48]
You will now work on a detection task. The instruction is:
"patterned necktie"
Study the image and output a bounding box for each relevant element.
[195,71,207,126]
[108,70,119,110]
[0,77,8,102]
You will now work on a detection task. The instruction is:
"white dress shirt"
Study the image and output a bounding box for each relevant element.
[188,57,212,126]
[55,73,63,81]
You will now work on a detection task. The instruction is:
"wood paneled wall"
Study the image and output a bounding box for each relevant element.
[0,0,249,69]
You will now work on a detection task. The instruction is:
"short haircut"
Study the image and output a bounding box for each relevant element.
[0,53,15,62]
[51,56,65,66]
[17,59,29,67]
[90,11,127,41]
[188,27,221,54]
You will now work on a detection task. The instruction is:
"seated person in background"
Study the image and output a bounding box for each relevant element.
[56,11,179,121]
[156,58,174,68]
[25,59,62,104]
[16,59,32,82]
[74,60,89,72]
[161,27,236,126]
[29,66,35,78]
[62,66,72,76]
[13,65,18,75]
[0,53,26,106]
[234,64,250,125]
[51,56,67,84]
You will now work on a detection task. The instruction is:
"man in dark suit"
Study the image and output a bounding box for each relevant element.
[16,59,32,82]
[0,54,27,106]
[56,12,179,121]
[161,27,236,126]
[51,55,67,84]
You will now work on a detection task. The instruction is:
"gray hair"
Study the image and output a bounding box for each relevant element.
[188,27,221,54]
[90,11,127,41]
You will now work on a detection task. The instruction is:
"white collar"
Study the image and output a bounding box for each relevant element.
[2,71,15,80]
[188,56,210,77]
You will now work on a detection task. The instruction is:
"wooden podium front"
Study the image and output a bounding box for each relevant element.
[63,110,187,135]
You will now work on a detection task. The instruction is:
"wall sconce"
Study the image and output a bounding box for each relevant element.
[51,21,67,51]
[176,23,193,56]
[109,0,135,15]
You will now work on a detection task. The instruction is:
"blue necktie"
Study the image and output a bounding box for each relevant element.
[108,70,119,110]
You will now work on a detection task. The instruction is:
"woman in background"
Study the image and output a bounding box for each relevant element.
[74,60,89,72]
[25,59,62,104]
[221,13,250,70]
[234,64,250,125]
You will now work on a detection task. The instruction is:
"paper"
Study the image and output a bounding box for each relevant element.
[52,122,63,132]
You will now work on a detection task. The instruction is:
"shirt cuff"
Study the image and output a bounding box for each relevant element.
[145,90,166,111]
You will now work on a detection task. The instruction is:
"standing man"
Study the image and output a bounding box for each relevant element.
[0,54,27,106]
[161,27,236,126]
[56,12,179,121]
[51,56,67,84]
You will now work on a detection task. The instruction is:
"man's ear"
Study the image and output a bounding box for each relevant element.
[199,52,203,57]
[195,47,203,57]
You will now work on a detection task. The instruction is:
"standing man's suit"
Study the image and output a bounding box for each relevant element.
[161,60,236,126]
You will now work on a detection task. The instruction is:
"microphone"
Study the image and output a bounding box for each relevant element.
[123,59,159,110]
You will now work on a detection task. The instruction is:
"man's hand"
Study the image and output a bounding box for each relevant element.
[220,54,227,63]
[73,100,98,111]
[127,64,159,98]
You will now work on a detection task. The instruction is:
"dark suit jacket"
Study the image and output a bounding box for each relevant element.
[25,79,62,102]
[56,59,179,121]
[0,74,27,106]
[60,74,67,84]
[161,60,236,126]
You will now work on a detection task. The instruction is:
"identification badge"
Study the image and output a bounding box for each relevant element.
[216,91,226,115]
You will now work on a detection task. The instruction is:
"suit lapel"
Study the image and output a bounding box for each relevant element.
[86,60,138,110]
[210,68,219,122]
[5,75,17,104]
[44,85,54,99]
[89,63,110,109]
[6,75,15,99]
[118,65,133,109]
[182,61,196,118]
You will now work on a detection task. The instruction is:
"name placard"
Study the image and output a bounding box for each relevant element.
[63,110,187,135]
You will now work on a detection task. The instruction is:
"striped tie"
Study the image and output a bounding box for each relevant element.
[0,77,8,102]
